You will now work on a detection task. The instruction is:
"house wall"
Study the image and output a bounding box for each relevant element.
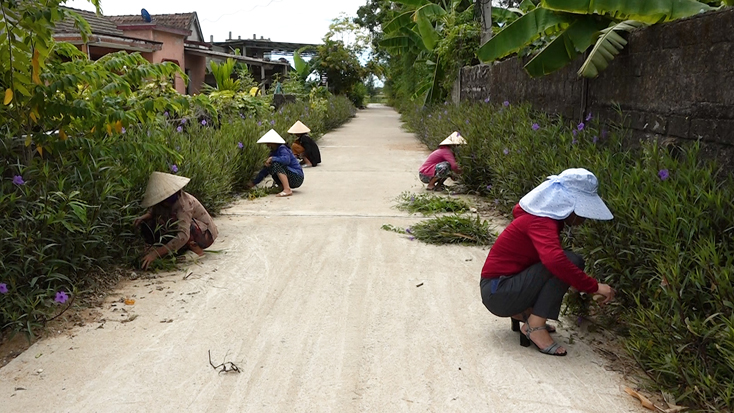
[458,8,734,158]
[121,29,187,93]
[185,53,206,95]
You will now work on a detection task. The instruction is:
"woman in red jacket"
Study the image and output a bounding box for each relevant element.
[480,168,616,356]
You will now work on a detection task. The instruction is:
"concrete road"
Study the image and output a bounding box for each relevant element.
[0,104,640,412]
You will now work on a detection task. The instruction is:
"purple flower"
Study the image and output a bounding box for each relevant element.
[577,122,585,131]
[54,291,69,304]
[572,129,578,137]
[592,136,599,144]
[443,110,448,115]
[180,118,187,124]
[443,101,448,105]
[601,129,609,138]
[494,198,500,205]
[164,111,170,118]
[486,185,492,191]
[428,114,432,118]
[0,283,8,294]
[503,101,510,107]
[585,112,592,122]
[438,115,442,120]
[239,113,245,119]
[465,119,470,124]
[121,127,126,134]
[170,164,178,173]
[572,138,578,145]
[257,121,262,126]
[238,142,244,149]
[12,175,25,185]
[408,236,416,241]
[503,148,509,155]
[406,227,413,234]
[201,119,207,126]
[531,123,540,131]
[175,146,181,151]
[484,97,490,103]
[658,169,669,181]
[176,126,183,133]
[270,120,275,125]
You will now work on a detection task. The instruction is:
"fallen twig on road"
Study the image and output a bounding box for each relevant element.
[208,350,241,374]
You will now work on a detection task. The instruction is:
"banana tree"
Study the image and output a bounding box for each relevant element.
[477,0,717,78]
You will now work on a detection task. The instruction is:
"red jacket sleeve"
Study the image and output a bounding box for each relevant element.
[526,218,599,293]
[443,149,459,172]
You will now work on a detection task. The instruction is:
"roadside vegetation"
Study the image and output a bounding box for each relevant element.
[0,1,355,341]
[395,192,470,215]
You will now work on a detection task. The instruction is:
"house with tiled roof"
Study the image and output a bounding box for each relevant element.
[54,8,289,94]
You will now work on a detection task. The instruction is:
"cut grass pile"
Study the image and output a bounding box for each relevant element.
[382,215,495,246]
[395,191,470,215]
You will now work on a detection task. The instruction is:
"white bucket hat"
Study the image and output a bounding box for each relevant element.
[257,129,286,144]
[142,171,190,208]
[287,120,310,134]
[518,168,613,220]
[439,131,467,146]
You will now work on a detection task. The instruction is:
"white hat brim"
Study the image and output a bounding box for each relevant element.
[257,129,286,144]
[573,193,613,220]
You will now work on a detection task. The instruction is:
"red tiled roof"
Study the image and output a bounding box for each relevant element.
[55,7,124,36]
[110,13,196,32]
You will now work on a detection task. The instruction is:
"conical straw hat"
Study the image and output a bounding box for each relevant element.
[287,120,311,134]
[439,131,467,146]
[142,171,191,208]
[257,129,286,144]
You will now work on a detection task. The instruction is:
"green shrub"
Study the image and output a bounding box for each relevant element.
[400,100,734,411]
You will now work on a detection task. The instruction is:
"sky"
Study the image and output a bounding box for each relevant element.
[64,0,370,45]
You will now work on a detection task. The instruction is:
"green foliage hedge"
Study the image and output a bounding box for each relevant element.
[402,100,734,411]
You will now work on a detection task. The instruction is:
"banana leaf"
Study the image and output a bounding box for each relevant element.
[394,0,430,6]
[477,8,575,63]
[524,16,610,77]
[541,0,714,23]
[492,7,523,24]
[578,20,647,78]
[383,10,414,34]
[415,3,447,20]
[414,11,440,50]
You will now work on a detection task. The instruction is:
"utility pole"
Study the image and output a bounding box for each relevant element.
[480,0,493,44]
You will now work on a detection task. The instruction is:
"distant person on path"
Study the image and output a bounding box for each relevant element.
[288,120,321,167]
[134,172,219,270]
[479,168,616,356]
[419,132,465,191]
[246,129,304,197]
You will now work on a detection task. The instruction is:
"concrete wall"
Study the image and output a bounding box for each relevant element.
[459,8,734,154]
[122,29,187,93]
[184,54,206,95]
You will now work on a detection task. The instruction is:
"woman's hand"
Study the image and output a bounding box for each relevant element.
[133,212,151,227]
[264,157,272,167]
[140,251,158,270]
[245,181,255,190]
[594,283,616,305]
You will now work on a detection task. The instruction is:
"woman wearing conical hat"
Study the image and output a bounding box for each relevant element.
[418,131,466,191]
[133,172,218,269]
[288,120,321,167]
[246,129,304,197]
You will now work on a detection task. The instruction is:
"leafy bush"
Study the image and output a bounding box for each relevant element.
[395,192,470,215]
[400,100,734,411]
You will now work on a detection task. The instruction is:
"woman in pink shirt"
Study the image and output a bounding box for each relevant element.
[480,168,616,356]
[419,132,465,191]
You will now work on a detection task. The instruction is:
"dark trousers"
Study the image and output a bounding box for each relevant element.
[140,218,214,253]
[480,251,584,320]
[269,162,304,189]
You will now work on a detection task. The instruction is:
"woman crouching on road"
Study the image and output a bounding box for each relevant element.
[246,129,304,197]
[418,131,465,191]
[288,120,321,167]
[134,172,219,270]
[480,168,616,356]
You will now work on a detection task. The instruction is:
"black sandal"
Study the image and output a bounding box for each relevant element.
[511,318,556,333]
[520,324,567,356]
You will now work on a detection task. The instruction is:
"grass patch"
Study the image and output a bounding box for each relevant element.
[410,214,495,245]
[396,192,470,215]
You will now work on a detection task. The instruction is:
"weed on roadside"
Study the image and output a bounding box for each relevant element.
[410,214,495,245]
[396,192,470,215]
